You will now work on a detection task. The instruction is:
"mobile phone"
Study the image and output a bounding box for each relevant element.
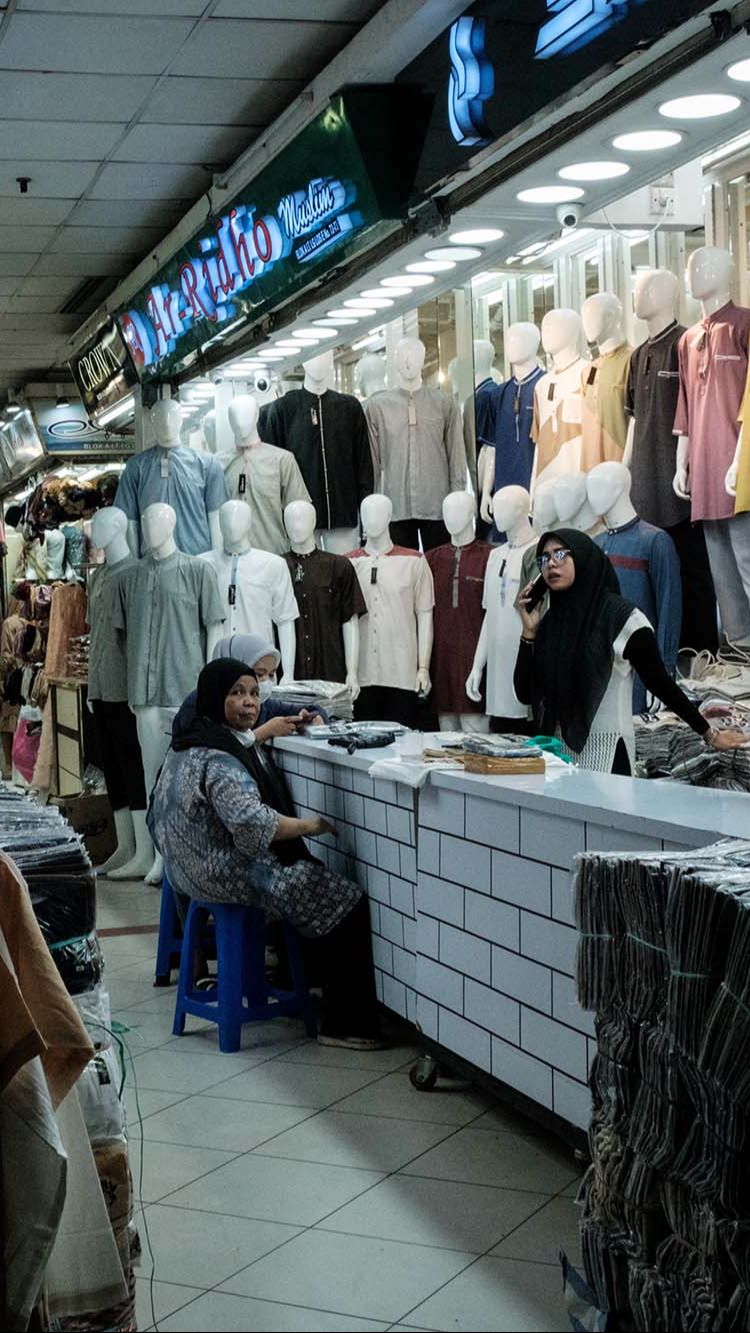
[524,573,547,611]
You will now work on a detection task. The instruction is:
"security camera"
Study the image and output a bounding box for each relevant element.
[556,202,582,231]
[210,370,224,385]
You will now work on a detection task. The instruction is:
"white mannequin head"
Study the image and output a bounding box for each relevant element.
[227,394,260,446]
[633,269,679,323]
[141,502,176,552]
[360,493,393,540]
[219,499,252,550]
[91,505,128,552]
[303,350,334,393]
[553,473,587,522]
[395,337,426,390]
[442,490,475,537]
[493,485,531,540]
[473,339,496,380]
[541,308,582,358]
[581,293,625,349]
[687,246,732,303]
[587,461,636,526]
[150,398,182,449]
[356,353,387,398]
[532,480,559,531]
[506,322,540,369]
[284,499,317,546]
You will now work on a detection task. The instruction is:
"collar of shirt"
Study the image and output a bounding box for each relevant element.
[145,550,180,571]
[648,320,679,347]
[605,515,640,535]
[513,366,543,387]
[702,299,734,330]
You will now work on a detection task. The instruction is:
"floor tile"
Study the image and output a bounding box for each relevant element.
[143,1094,316,1153]
[255,1110,455,1172]
[135,1277,204,1329]
[490,1196,582,1266]
[210,1061,384,1108]
[155,1291,389,1332]
[562,1175,585,1198]
[129,1138,238,1204]
[275,1041,421,1073]
[160,1022,306,1062]
[166,1152,384,1225]
[401,1126,579,1193]
[219,1229,474,1322]
[318,1174,549,1253]
[125,1086,186,1126]
[128,1049,256,1094]
[112,1008,187,1056]
[407,1255,568,1332]
[334,1071,491,1126]
[139,1204,302,1287]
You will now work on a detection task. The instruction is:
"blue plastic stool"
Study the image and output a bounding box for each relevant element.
[154,873,184,987]
[172,899,318,1052]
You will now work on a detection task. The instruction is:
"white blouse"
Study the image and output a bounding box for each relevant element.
[558,609,651,772]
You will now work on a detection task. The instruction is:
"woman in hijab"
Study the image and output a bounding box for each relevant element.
[514,529,747,774]
[149,657,384,1049]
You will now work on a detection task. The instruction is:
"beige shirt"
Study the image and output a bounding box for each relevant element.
[531,358,589,490]
[218,442,311,555]
[580,344,633,471]
[348,545,435,691]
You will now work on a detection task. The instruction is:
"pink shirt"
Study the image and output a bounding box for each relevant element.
[673,300,750,521]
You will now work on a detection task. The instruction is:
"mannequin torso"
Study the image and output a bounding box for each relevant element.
[580,294,632,470]
[468,486,535,719]
[282,500,365,691]
[426,492,491,726]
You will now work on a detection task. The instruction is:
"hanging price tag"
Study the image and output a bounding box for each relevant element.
[238,473,246,495]
[370,566,378,585]
[311,407,318,426]
[408,402,417,427]
[228,584,236,606]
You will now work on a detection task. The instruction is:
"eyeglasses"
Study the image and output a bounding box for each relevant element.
[537,547,572,571]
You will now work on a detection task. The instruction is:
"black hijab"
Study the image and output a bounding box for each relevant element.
[531,529,634,753]
[173,657,309,865]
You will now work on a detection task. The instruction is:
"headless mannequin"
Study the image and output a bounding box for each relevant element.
[481,323,541,524]
[429,490,491,733]
[283,499,360,699]
[356,353,387,399]
[580,294,630,469]
[204,500,296,677]
[228,394,261,449]
[467,486,535,721]
[531,308,588,488]
[554,472,602,534]
[123,400,223,558]
[302,351,359,555]
[360,492,433,695]
[532,480,560,532]
[470,339,498,502]
[675,247,734,503]
[223,394,309,555]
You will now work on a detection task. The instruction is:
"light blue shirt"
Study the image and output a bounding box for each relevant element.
[113,446,229,555]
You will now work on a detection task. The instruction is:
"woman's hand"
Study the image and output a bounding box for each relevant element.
[706,726,749,751]
[305,814,337,838]
[517,582,543,639]
[299,709,324,726]
[255,716,299,744]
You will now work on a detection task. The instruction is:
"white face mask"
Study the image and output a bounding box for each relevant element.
[257,678,274,702]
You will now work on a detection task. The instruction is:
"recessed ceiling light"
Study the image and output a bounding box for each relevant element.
[379,277,415,290]
[290,335,320,344]
[516,185,584,204]
[558,160,629,181]
[380,273,434,288]
[360,288,408,302]
[327,308,366,319]
[292,328,322,338]
[316,316,357,326]
[274,341,304,350]
[727,58,750,82]
[448,228,504,244]
[406,259,456,273]
[612,129,682,151]
[342,302,378,315]
[659,93,740,119]
[312,326,338,336]
[344,297,393,309]
[256,352,286,360]
[425,246,482,262]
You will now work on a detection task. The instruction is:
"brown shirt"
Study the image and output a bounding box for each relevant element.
[426,539,492,714]
[284,548,367,683]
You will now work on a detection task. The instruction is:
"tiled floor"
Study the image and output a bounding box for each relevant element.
[98,879,583,1333]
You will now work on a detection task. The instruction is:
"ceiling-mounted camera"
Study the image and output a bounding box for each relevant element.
[556,202,582,231]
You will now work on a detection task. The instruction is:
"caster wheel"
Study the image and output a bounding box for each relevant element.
[153,974,171,987]
[409,1056,439,1091]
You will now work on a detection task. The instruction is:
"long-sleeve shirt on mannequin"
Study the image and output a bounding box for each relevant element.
[625,321,689,529]
[347,547,434,691]
[595,516,682,714]
[259,389,373,530]
[426,540,491,714]
[199,547,298,646]
[113,448,229,555]
[219,444,311,556]
[365,388,466,522]
[580,344,632,470]
[531,359,588,489]
[284,549,366,682]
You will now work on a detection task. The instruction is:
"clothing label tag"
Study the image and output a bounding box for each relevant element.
[586,366,598,386]
[238,472,246,494]
[370,566,378,585]
[295,562,304,583]
[657,370,680,378]
[408,402,417,426]
[160,454,169,479]
[547,383,556,402]
[311,407,318,426]
[228,584,236,606]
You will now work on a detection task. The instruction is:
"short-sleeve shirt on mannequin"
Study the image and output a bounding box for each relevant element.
[365,388,466,522]
[426,540,491,714]
[673,301,750,520]
[113,447,229,555]
[531,359,588,489]
[199,548,298,644]
[625,322,688,529]
[347,547,435,691]
[482,541,535,718]
[489,368,545,494]
[283,549,366,682]
[87,557,135,702]
[219,444,311,555]
[580,344,632,471]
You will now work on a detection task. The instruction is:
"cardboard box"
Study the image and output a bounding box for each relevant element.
[52,792,116,864]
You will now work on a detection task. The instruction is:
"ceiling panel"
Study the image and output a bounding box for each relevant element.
[34,253,132,276]
[70,198,191,228]
[0,121,127,161]
[0,14,195,75]
[17,274,87,296]
[51,225,163,253]
[0,162,99,197]
[0,72,154,121]
[1,295,74,313]
[0,198,74,225]
[145,75,301,126]
[0,226,56,251]
[0,313,81,331]
[19,0,208,13]
[0,254,37,276]
[90,161,210,199]
[113,122,255,164]
[215,0,379,16]
[173,18,355,79]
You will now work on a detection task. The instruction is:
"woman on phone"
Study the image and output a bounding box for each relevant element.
[515,529,746,774]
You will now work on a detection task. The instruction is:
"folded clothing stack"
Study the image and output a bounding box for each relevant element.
[270,679,353,720]
[635,709,750,792]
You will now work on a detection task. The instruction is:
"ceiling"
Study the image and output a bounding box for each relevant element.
[0,0,384,395]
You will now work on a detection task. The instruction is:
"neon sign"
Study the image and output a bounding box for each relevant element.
[448,17,494,147]
[535,0,643,59]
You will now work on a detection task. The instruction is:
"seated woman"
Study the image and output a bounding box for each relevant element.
[515,528,747,774]
[174,632,328,746]
[149,657,384,1050]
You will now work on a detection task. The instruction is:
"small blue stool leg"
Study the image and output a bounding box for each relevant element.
[284,924,318,1038]
[215,907,246,1052]
[173,900,202,1036]
[155,875,182,986]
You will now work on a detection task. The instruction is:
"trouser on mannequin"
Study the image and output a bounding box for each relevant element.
[390,519,449,553]
[354,686,418,728]
[668,519,718,653]
[316,526,360,555]
[109,706,176,883]
[439,713,491,733]
[489,716,537,735]
[91,700,149,875]
[702,515,750,645]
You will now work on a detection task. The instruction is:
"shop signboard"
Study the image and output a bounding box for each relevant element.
[32,399,135,456]
[0,410,44,486]
[400,0,719,194]
[116,89,430,381]
[69,318,139,419]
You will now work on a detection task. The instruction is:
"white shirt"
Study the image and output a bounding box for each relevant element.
[559,608,651,772]
[483,540,536,718]
[349,545,435,691]
[199,547,298,655]
[531,357,589,492]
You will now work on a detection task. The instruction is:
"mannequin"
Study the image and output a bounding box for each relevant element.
[259,349,373,555]
[202,409,217,453]
[674,245,750,646]
[589,462,681,713]
[365,337,466,552]
[521,478,560,592]
[480,323,544,532]
[624,268,717,653]
[283,499,365,695]
[426,491,492,732]
[200,500,297,675]
[580,294,632,470]
[467,486,535,726]
[114,399,228,557]
[355,353,387,399]
[112,502,225,883]
[465,339,500,513]
[531,309,589,490]
[554,472,602,535]
[217,394,310,556]
[87,507,146,877]
[348,493,435,726]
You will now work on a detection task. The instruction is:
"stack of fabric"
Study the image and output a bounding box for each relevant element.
[575,838,750,1330]
[635,708,750,791]
[270,679,354,720]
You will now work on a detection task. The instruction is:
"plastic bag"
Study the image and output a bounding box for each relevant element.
[72,984,112,1049]
[50,931,104,995]
[77,1046,126,1146]
[12,705,43,783]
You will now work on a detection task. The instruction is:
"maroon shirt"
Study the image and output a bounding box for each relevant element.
[426,539,492,714]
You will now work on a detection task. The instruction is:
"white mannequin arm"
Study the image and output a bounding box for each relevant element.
[208,509,222,553]
[726,430,743,496]
[277,621,297,683]
[480,446,495,524]
[673,436,691,499]
[206,620,223,661]
[342,616,360,701]
[415,609,433,695]
[622,417,635,470]
[126,519,139,558]
[466,615,489,703]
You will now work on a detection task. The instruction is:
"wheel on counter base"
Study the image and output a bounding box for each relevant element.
[409,1055,439,1091]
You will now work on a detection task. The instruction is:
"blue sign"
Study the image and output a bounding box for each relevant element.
[536,0,645,59]
[448,17,494,147]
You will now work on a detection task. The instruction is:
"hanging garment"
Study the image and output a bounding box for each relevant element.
[113,446,229,555]
[260,388,373,530]
[580,343,633,470]
[219,442,311,555]
[531,358,589,490]
[284,548,366,683]
[365,387,466,522]
[425,539,491,715]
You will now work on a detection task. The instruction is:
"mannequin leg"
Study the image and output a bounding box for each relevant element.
[91,700,144,874]
[667,519,718,653]
[439,713,460,731]
[109,706,174,882]
[98,808,135,876]
[317,526,360,555]
[702,518,750,644]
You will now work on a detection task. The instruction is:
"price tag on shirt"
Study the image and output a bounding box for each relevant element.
[408,402,417,427]
[370,566,378,586]
[228,584,236,606]
[311,407,318,426]
[238,472,246,495]
[160,453,169,479]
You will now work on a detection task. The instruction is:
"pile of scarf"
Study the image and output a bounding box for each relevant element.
[635,708,750,792]
[576,838,750,1330]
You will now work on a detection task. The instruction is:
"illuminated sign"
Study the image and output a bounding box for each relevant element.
[448,17,494,147]
[535,0,644,59]
[69,319,138,419]
[32,399,136,455]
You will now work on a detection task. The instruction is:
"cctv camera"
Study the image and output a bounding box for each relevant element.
[210,370,224,386]
[253,374,271,395]
[556,202,582,230]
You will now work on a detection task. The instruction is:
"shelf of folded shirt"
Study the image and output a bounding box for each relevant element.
[273,731,750,1136]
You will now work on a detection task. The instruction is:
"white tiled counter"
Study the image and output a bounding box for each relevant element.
[274,735,749,1137]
